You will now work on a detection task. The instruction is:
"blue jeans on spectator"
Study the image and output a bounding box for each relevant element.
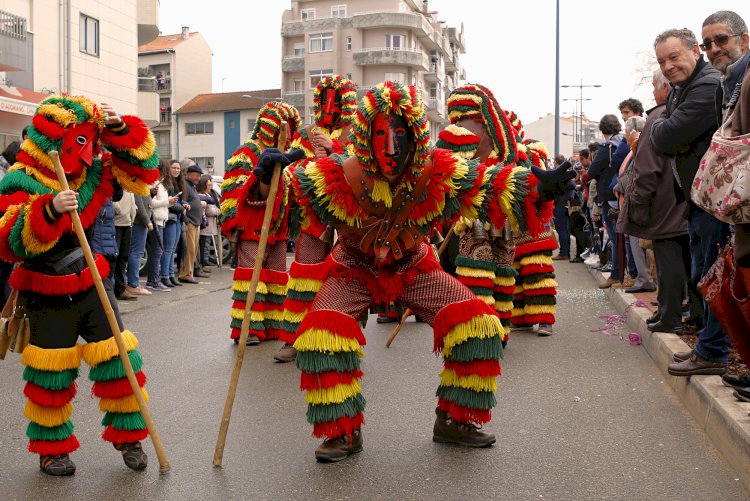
[602,206,620,278]
[624,236,638,278]
[688,208,731,363]
[161,221,180,279]
[127,223,148,288]
[146,224,164,285]
[553,204,570,257]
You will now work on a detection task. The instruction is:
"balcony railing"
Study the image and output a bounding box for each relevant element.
[0,10,26,40]
[138,76,157,92]
[159,112,172,124]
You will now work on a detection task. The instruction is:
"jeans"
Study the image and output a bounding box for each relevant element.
[127,223,148,288]
[553,205,570,257]
[602,206,620,278]
[624,236,638,278]
[146,224,164,285]
[114,225,131,296]
[161,221,180,279]
[629,235,655,289]
[688,209,731,362]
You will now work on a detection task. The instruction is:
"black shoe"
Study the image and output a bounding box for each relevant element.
[160,278,175,288]
[734,387,750,402]
[723,372,750,391]
[646,311,660,324]
[376,315,398,324]
[170,276,183,286]
[647,320,682,334]
[40,454,76,476]
[315,430,363,462]
[569,257,584,263]
[432,408,495,447]
[246,335,261,346]
[114,442,148,471]
[625,286,656,294]
[179,277,199,284]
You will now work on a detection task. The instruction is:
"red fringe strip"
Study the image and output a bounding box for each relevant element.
[299,369,364,391]
[519,263,555,276]
[511,315,529,326]
[32,113,66,140]
[109,155,159,187]
[28,194,71,244]
[102,426,149,444]
[496,310,513,319]
[77,166,115,231]
[437,398,492,425]
[312,413,364,440]
[0,190,31,212]
[233,267,289,285]
[523,287,557,297]
[524,313,555,325]
[230,326,266,340]
[28,435,80,456]
[264,328,284,341]
[24,382,77,407]
[289,259,331,282]
[494,285,516,295]
[10,256,110,295]
[457,276,495,289]
[100,115,151,150]
[443,359,501,378]
[283,297,313,313]
[433,299,495,354]
[91,371,146,399]
[297,310,366,346]
[515,237,558,258]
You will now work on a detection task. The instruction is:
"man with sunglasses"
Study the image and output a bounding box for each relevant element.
[701,11,750,397]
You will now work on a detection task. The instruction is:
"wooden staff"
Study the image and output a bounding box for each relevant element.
[213,122,288,467]
[385,225,455,348]
[49,151,171,474]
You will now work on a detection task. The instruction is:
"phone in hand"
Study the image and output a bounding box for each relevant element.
[176,191,183,197]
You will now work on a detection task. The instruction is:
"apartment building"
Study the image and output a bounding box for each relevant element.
[137,27,213,160]
[174,90,281,176]
[0,0,160,147]
[280,0,466,140]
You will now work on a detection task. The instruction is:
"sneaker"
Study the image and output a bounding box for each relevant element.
[126,285,152,296]
[146,282,171,292]
[40,454,76,476]
[534,324,553,336]
[432,408,495,447]
[114,442,148,471]
[117,290,138,301]
[598,263,613,273]
[584,256,600,266]
[598,278,620,289]
[314,430,363,462]
[580,249,592,259]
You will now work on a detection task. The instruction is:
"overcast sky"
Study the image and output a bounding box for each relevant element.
[159,1,750,126]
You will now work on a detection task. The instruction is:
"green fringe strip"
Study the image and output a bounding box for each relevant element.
[306,394,366,425]
[102,411,146,430]
[286,289,318,302]
[455,256,497,272]
[26,420,75,441]
[520,272,555,285]
[435,385,497,410]
[230,318,265,331]
[495,265,518,277]
[88,351,142,382]
[23,367,79,391]
[522,295,557,306]
[445,336,503,362]
[296,351,362,374]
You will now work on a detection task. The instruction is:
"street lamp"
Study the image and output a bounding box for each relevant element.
[241,93,282,105]
[562,97,591,142]
[561,79,601,144]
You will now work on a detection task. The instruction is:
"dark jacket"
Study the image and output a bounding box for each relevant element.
[587,134,623,204]
[90,182,123,258]
[166,185,184,224]
[619,104,688,240]
[183,179,202,226]
[649,56,721,202]
[731,56,750,266]
[134,194,153,227]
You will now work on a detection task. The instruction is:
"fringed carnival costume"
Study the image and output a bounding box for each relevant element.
[276,81,558,461]
[276,75,358,362]
[220,101,301,344]
[0,95,158,474]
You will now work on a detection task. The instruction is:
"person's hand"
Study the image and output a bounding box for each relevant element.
[168,195,178,204]
[531,161,576,201]
[592,214,601,222]
[313,146,328,160]
[100,102,123,127]
[147,222,154,231]
[183,203,191,211]
[200,200,207,208]
[52,190,78,213]
[254,148,306,184]
[312,130,333,152]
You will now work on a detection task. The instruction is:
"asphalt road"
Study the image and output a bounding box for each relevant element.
[0,261,747,500]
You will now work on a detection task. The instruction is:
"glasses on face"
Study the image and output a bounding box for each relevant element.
[699,33,741,51]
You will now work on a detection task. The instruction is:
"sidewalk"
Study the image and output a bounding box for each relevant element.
[588,265,750,490]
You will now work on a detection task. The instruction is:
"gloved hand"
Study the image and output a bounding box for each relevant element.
[253,148,306,184]
[531,161,577,201]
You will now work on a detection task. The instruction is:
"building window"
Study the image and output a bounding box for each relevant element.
[331,5,346,17]
[79,14,99,56]
[185,122,214,135]
[192,157,215,174]
[247,119,256,132]
[229,120,235,129]
[384,72,406,83]
[386,34,404,50]
[301,8,315,20]
[346,36,352,50]
[293,43,304,56]
[309,69,333,89]
[293,79,305,92]
[309,32,333,52]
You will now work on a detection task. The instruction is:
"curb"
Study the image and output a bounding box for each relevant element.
[588,266,750,490]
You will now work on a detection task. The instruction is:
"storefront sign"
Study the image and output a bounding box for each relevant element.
[0,97,36,116]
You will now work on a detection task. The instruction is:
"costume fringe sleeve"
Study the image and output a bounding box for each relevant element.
[482,164,552,237]
[101,115,160,195]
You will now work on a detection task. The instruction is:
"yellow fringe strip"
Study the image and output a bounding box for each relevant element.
[120,134,156,161]
[494,276,516,287]
[306,163,362,227]
[494,300,514,312]
[455,267,495,280]
[233,280,268,294]
[305,380,362,405]
[439,368,497,393]
[24,401,73,427]
[442,314,502,357]
[230,308,246,321]
[264,309,285,321]
[99,389,149,413]
[288,277,324,293]
[523,278,558,290]
[293,329,364,356]
[22,161,88,192]
[514,285,524,294]
[22,196,59,255]
[110,165,149,196]
[370,178,393,208]
[21,344,82,371]
[38,103,78,128]
[477,295,495,306]
[267,283,287,296]
[82,331,139,368]
[452,216,473,235]
[220,197,239,215]
[283,310,307,323]
[512,308,526,318]
[524,304,556,315]
[520,254,553,266]
[498,169,519,232]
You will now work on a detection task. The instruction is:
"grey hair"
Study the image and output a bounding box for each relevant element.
[180,158,195,170]
[652,68,669,88]
[653,28,698,50]
[626,116,647,134]
[702,10,748,35]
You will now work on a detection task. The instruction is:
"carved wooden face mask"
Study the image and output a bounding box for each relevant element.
[371,112,414,177]
[60,121,97,176]
[320,88,342,127]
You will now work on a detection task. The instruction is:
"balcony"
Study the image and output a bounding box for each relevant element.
[352,11,441,52]
[136,77,159,127]
[353,48,427,69]
[157,144,172,159]
[447,27,466,53]
[281,16,349,37]
[281,91,306,108]
[137,0,159,45]
[423,62,439,83]
[282,55,304,73]
[426,97,447,124]
[0,10,28,72]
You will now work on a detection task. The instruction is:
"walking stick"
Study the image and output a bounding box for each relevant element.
[385,225,455,348]
[49,151,171,474]
[213,122,288,467]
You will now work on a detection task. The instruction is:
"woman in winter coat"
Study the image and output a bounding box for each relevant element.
[146,163,178,291]
[197,174,221,270]
[160,160,185,287]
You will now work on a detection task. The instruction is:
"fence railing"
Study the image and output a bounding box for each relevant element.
[0,10,26,40]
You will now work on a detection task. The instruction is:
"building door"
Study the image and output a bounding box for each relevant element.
[224,111,241,165]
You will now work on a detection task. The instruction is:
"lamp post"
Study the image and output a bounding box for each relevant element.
[562,97,591,142]
[561,79,601,145]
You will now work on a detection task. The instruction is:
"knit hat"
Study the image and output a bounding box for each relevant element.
[187,164,203,174]
[313,75,358,127]
[251,101,301,148]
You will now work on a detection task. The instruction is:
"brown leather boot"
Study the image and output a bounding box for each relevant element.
[667,353,727,377]
[432,408,496,447]
[273,343,297,363]
[314,430,363,462]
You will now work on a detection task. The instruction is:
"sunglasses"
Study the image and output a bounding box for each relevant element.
[699,33,741,51]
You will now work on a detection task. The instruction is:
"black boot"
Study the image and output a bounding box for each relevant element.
[432,408,495,447]
[40,454,76,476]
[314,430,363,462]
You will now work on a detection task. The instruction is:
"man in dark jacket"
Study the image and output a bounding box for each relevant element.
[649,27,730,376]
[178,160,207,283]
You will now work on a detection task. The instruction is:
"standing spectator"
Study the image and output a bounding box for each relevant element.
[0,141,21,180]
[156,71,165,90]
[552,154,571,260]
[161,160,184,287]
[197,174,220,271]
[145,165,178,291]
[90,183,122,295]
[113,189,137,300]
[648,28,729,376]
[126,193,153,296]
[178,160,207,283]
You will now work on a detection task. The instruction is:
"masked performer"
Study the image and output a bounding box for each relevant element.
[275,75,358,362]
[253,81,573,462]
[0,95,159,475]
[220,101,302,345]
